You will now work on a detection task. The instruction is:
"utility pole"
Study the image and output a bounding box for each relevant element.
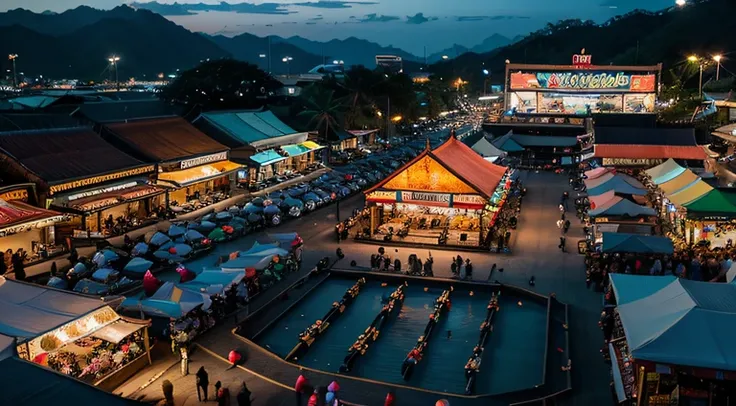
[108,55,120,91]
[268,36,272,73]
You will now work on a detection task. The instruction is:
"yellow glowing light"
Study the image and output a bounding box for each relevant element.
[688,55,699,62]
[376,111,383,117]
[391,115,403,122]
[713,54,723,63]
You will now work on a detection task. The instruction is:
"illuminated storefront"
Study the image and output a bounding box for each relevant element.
[505,57,661,115]
[360,136,508,249]
[103,118,243,209]
[0,185,68,261]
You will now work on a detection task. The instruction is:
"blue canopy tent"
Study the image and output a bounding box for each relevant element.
[119,282,212,319]
[609,274,677,306]
[586,173,647,196]
[601,233,674,254]
[589,196,656,217]
[617,279,736,371]
[179,270,245,296]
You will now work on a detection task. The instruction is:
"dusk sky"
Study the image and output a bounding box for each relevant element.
[5,0,675,54]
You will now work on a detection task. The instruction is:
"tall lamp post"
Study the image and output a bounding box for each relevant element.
[688,55,705,99]
[108,55,120,91]
[282,56,293,77]
[482,69,490,96]
[8,54,18,88]
[713,54,723,81]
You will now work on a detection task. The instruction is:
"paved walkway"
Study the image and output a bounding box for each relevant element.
[120,170,608,406]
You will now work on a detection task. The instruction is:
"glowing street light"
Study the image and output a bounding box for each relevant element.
[108,55,121,91]
[713,54,723,80]
[8,54,18,88]
[391,115,402,122]
[675,0,686,6]
[688,55,705,98]
[282,56,293,77]
[441,55,449,60]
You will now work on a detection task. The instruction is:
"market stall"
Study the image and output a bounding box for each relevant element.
[361,135,508,249]
[102,117,242,210]
[0,277,152,391]
[603,275,736,405]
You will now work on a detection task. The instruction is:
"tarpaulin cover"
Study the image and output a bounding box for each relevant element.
[683,190,736,214]
[471,136,505,158]
[667,180,713,206]
[617,278,736,371]
[609,274,677,306]
[645,158,686,185]
[589,195,655,217]
[601,232,674,254]
[0,276,106,338]
[587,174,647,196]
[179,270,245,296]
[584,167,614,180]
[658,170,699,195]
[120,281,212,319]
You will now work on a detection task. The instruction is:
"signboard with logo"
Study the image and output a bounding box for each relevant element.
[49,165,155,195]
[572,54,592,66]
[366,191,397,203]
[0,188,29,202]
[602,158,663,167]
[510,71,656,92]
[401,191,451,206]
[366,191,486,208]
[179,151,228,170]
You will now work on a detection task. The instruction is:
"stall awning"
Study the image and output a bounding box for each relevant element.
[712,124,736,144]
[471,136,505,158]
[658,170,699,195]
[282,144,311,157]
[0,277,106,338]
[585,167,614,180]
[645,158,686,185]
[0,200,65,233]
[617,278,736,371]
[491,133,525,152]
[586,173,647,196]
[589,193,655,217]
[56,181,166,214]
[609,343,628,403]
[601,232,674,254]
[667,180,713,206]
[157,161,242,188]
[250,150,286,166]
[594,144,707,160]
[609,274,677,306]
[683,190,736,215]
[91,320,145,344]
[301,141,325,151]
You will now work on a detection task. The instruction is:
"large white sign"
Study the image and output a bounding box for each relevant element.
[180,151,228,170]
[401,191,451,205]
[453,194,486,205]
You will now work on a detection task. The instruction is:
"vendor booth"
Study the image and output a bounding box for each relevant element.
[645,159,736,246]
[600,233,674,255]
[360,135,508,249]
[0,277,152,392]
[0,127,163,240]
[102,117,242,211]
[604,274,736,405]
[0,184,68,264]
[193,110,323,188]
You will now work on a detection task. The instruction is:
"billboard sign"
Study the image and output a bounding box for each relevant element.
[510,71,656,92]
[572,54,592,66]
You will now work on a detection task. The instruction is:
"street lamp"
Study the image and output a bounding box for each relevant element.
[482,69,490,96]
[282,56,293,77]
[441,55,449,60]
[675,0,686,6]
[108,55,120,91]
[8,54,17,88]
[688,55,705,98]
[713,54,723,81]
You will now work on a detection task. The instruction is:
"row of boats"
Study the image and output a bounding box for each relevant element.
[280,280,499,394]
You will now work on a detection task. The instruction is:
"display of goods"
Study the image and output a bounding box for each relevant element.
[40,335,61,352]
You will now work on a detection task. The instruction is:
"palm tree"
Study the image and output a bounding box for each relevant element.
[339,66,382,127]
[298,84,343,142]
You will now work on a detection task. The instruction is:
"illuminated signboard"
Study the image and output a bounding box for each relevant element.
[602,158,664,166]
[367,191,486,208]
[453,194,486,206]
[366,191,397,202]
[180,151,228,170]
[510,72,656,92]
[572,54,592,66]
[0,188,29,202]
[48,165,155,195]
[401,191,451,206]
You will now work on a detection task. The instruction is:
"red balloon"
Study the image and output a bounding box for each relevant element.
[228,350,242,364]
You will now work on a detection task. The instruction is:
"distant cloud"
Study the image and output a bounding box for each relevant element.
[358,13,399,23]
[406,13,437,24]
[131,1,294,16]
[292,1,379,9]
[308,16,324,20]
[306,22,317,24]
[456,15,530,22]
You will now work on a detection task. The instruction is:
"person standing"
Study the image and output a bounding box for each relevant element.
[237,382,252,406]
[196,366,209,401]
[563,219,570,234]
[559,236,566,253]
[12,250,25,281]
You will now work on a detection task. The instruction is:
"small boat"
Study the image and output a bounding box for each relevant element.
[401,288,452,381]
[285,278,366,362]
[168,224,186,239]
[340,282,406,373]
[188,220,217,234]
[464,292,500,395]
[73,268,141,296]
[121,257,155,279]
[132,242,150,257]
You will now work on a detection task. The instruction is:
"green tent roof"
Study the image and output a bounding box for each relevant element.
[282,144,311,157]
[601,232,674,254]
[250,149,285,165]
[491,133,525,152]
[684,190,736,214]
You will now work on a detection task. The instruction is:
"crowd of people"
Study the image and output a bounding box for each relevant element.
[0,247,27,280]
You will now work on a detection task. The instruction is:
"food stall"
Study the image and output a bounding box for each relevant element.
[361,135,507,249]
[0,277,152,391]
[102,117,243,210]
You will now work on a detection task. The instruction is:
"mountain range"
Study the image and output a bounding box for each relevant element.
[0,5,515,79]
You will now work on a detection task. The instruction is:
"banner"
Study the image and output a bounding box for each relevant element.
[367,191,485,208]
[510,71,656,92]
[602,158,663,166]
[366,191,397,202]
[401,191,451,206]
[179,151,228,170]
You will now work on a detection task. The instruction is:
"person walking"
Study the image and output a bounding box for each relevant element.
[563,219,570,234]
[465,259,473,280]
[556,219,563,229]
[559,236,566,253]
[559,204,565,214]
[196,366,209,401]
[237,382,251,406]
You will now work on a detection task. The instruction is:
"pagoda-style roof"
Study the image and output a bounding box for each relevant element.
[366,135,507,198]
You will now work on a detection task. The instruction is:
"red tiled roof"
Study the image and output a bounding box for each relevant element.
[106,117,228,162]
[594,144,707,160]
[367,136,507,198]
